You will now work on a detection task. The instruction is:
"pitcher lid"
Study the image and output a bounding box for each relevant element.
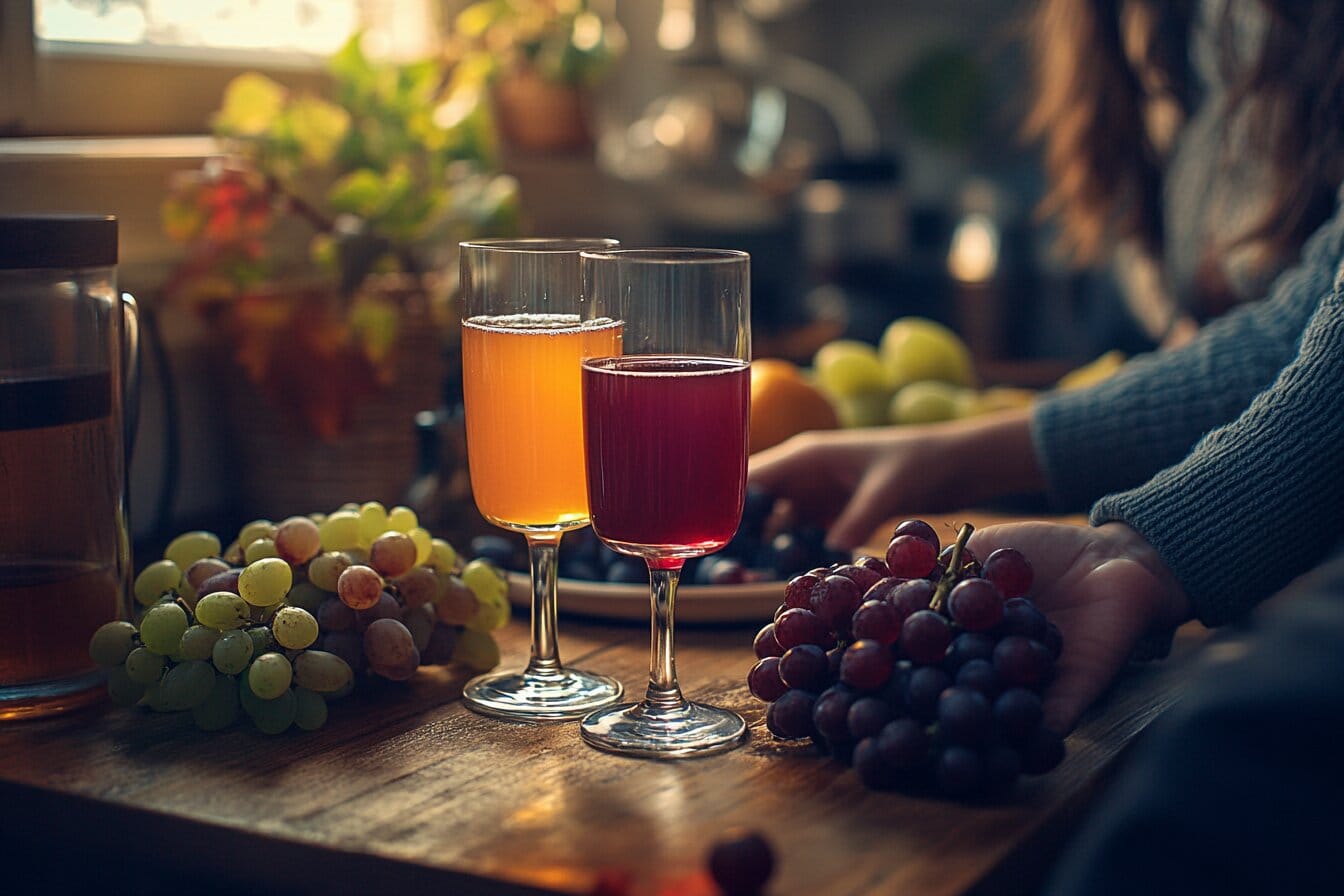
[0,215,117,270]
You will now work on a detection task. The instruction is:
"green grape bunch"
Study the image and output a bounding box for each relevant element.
[90,502,509,734]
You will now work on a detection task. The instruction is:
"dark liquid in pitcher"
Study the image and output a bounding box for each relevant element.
[0,371,121,692]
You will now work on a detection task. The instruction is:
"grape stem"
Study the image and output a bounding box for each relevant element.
[929,523,974,613]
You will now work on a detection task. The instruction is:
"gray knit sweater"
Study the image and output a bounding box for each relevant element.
[1031,192,1344,626]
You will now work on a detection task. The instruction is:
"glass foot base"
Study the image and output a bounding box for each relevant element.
[580,699,748,758]
[463,667,623,722]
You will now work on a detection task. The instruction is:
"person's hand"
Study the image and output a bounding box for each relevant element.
[968,521,1192,734]
[749,408,1043,551]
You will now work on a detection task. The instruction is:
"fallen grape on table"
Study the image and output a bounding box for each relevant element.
[90,502,510,734]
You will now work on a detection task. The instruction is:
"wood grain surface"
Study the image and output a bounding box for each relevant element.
[0,513,1200,896]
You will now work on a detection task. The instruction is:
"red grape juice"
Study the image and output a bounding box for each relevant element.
[582,355,750,558]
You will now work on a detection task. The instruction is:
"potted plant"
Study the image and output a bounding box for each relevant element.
[448,0,625,152]
[161,35,519,515]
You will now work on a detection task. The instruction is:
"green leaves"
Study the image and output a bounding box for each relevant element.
[214,73,286,136]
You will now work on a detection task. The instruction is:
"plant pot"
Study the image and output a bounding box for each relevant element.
[212,277,448,519]
[491,66,593,154]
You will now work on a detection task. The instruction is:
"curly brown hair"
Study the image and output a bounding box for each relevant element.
[1025,0,1344,282]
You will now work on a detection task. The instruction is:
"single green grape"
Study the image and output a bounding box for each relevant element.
[452,628,501,672]
[195,591,251,631]
[292,687,328,731]
[386,505,418,533]
[142,679,171,712]
[133,559,182,607]
[164,530,222,571]
[307,552,352,592]
[139,603,189,655]
[248,652,293,700]
[357,501,389,547]
[272,606,319,650]
[428,538,458,572]
[292,650,353,693]
[247,626,273,657]
[238,557,292,607]
[462,559,510,632]
[89,620,138,667]
[244,538,280,564]
[124,647,165,685]
[318,511,361,552]
[249,688,297,735]
[107,664,147,706]
[192,673,241,731]
[285,582,325,615]
[212,629,255,675]
[408,527,432,567]
[236,519,276,550]
[157,660,215,711]
[178,624,222,662]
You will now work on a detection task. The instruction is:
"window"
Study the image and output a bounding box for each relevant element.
[2,0,438,136]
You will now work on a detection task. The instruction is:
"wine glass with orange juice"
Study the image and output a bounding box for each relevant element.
[458,238,624,720]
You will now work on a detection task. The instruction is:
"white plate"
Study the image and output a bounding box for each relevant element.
[506,572,782,624]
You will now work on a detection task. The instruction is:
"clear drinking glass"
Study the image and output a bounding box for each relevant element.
[578,248,751,758]
[459,238,624,720]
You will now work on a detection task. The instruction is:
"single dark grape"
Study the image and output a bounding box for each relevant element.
[747,657,788,702]
[900,610,953,665]
[993,635,1050,688]
[982,742,1022,795]
[470,534,517,569]
[935,745,984,797]
[862,576,906,604]
[839,639,894,691]
[892,519,939,551]
[607,558,647,584]
[853,736,896,790]
[889,579,935,622]
[994,688,1044,743]
[947,578,1005,632]
[811,684,859,744]
[851,599,901,645]
[815,575,863,638]
[707,558,748,585]
[879,663,913,715]
[938,686,992,745]
[1021,727,1066,775]
[877,717,930,770]
[906,666,951,721]
[832,563,883,596]
[846,695,894,741]
[944,631,996,671]
[982,548,1033,598]
[707,828,774,896]
[773,608,833,650]
[768,532,811,580]
[779,644,831,692]
[1000,597,1048,640]
[938,543,979,573]
[955,658,1002,699]
[741,484,775,531]
[855,555,892,580]
[886,535,938,579]
[765,689,818,740]
[753,623,783,659]
[783,572,822,610]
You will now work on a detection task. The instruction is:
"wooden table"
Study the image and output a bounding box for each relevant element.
[0,515,1206,895]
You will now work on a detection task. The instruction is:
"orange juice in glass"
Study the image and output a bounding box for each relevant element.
[457,238,624,721]
[462,314,621,529]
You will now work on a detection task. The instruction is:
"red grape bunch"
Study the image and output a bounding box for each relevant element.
[747,519,1066,798]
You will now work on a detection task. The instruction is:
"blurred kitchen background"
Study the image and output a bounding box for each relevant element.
[0,0,1150,546]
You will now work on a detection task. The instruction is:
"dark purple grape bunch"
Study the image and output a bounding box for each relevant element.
[747,519,1066,799]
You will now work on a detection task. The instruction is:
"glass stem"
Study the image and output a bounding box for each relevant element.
[525,533,564,678]
[644,562,688,713]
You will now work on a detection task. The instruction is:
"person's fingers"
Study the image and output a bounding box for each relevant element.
[746,436,812,490]
[826,465,901,551]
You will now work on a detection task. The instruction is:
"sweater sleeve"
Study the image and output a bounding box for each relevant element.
[1031,192,1344,510]
[1090,274,1344,626]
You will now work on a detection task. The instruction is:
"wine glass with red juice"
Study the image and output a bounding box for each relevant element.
[578,248,751,758]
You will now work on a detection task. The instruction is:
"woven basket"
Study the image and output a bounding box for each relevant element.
[216,283,447,520]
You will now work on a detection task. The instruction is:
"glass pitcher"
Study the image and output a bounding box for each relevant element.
[0,215,139,719]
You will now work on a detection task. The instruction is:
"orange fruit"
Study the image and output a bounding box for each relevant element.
[749,358,840,454]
